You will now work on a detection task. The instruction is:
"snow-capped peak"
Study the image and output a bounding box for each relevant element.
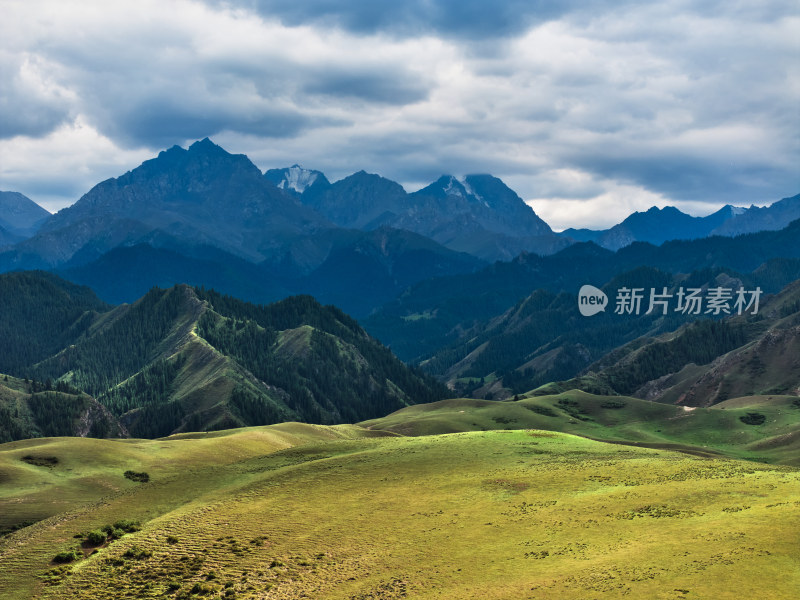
[277,165,319,194]
[443,175,464,198]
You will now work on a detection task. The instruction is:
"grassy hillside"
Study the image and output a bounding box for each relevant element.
[361,391,800,465]
[1,428,798,599]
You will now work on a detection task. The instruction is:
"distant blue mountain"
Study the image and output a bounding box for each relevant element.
[0,191,50,239]
[711,193,800,236]
[561,204,747,250]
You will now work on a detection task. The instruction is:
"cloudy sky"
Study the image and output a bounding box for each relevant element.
[1,0,797,229]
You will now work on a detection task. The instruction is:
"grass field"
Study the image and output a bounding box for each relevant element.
[361,391,800,465]
[2,423,799,599]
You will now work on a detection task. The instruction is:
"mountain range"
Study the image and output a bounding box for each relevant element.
[560,194,800,250]
[2,138,797,279]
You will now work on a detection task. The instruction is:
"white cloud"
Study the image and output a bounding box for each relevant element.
[0,117,151,212]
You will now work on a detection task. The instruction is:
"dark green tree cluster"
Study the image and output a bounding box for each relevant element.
[0,403,28,443]
[101,357,186,415]
[26,391,88,437]
[0,271,108,374]
[228,385,287,426]
[124,401,186,439]
[31,286,188,395]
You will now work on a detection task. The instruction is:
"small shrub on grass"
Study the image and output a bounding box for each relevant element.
[492,416,516,425]
[524,404,557,417]
[22,455,58,467]
[123,470,150,483]
[189,582,218,595]
[167,535,179,544]
[113,519,141,533]
[740,412,766,425]
[166,582,181,591]
[600,400,627,409]
[53,550,80,564]
[557,399,592,421]
[123,545,152,560]
[84,530,107,546]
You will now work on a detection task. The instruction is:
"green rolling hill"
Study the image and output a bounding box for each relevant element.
[361,390,800,465]
[2,426,799,599]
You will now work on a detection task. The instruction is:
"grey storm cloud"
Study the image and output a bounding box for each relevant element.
[218,0,603,38]
[0,55,72,138]
[302,70,429,105]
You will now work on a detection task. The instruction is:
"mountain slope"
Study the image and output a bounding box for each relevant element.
[297,170,408,230]
[0,224,21,247]
[0,271,110,374]
[0,375,123,443]
[56,226,483,316]
[388,174,565,260]
[59,242,291,306]
[0,191,50,239]
[293,170,567,261]
[583,279,800,406]
[0,274,447,439]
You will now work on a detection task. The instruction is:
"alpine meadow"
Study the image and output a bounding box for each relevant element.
[2,1,800,599]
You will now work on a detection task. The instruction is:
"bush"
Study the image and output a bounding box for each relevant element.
[53,550,80,563]
[84,530,107,546]
[123,545,152,560]
[189,582,218,595]
[123,470,150,483]
[113,519,141,533]
[740,412,766,425]
[524,404,557,417]
[600,400,627,409]
[167,535,179,544]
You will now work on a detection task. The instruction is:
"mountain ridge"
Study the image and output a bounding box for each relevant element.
[0,273,448,441]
